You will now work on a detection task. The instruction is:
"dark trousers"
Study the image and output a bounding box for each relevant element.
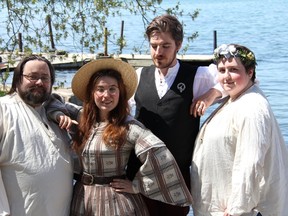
[141,195,190,216]
[141,168,191,216]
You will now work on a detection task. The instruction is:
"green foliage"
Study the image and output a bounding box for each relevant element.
[0,69,10,90]
[0,0,200,55]
[0,90,7,97]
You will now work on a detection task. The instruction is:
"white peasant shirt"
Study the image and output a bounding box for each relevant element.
[191,85,288,216]
[0,93,73,216]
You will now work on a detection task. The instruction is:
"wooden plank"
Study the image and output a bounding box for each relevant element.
[0,53,214,71]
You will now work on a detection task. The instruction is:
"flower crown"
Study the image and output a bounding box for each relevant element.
[213,44,256,66]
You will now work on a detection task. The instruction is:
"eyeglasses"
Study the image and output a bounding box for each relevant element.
[95,86,119,96]
[22,74,51,83]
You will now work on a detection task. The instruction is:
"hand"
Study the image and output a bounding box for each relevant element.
[110,179,136,194]
[224,209,231,216]
[190,88,222,117]
[191,100,207,117]
[57,115,78,131]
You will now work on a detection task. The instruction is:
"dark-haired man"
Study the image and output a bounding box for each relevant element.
[0,55,73,216]
[127,14,222,216]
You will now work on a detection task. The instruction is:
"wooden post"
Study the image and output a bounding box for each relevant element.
[46,15,55,50]
[213,30,217,50]
[119,20,124,54]
[104,27,108,56]
[18,33,23,52]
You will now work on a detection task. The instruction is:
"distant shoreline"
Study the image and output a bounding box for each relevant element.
[0,84,74,102]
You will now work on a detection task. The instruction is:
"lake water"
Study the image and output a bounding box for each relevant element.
[49,0,288,145]
[1,0,287,214]
[56,1,288,214]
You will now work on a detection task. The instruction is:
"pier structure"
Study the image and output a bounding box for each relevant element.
[0,52,213,71]
[1,52,214,102]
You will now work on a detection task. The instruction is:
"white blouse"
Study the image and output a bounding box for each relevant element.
[191,85,288,216]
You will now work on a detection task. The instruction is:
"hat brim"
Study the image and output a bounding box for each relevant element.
[72,58,138,102]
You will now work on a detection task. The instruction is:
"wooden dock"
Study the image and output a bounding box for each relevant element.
[1,52,214,102]
[0,52,214,71]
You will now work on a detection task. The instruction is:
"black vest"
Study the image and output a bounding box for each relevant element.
[134,61,200,171]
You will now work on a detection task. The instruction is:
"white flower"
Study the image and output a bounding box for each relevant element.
[214,44,238,60]
[218,44,229,55]
[214,44,256,66]
[228,45,237,55]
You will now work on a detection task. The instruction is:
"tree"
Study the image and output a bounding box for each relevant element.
[0,0,200,55]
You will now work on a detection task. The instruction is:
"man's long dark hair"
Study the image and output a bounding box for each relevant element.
[8,55,55,94]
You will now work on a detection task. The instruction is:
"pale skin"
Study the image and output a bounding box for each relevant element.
[149,30,221,117]
[218,57,253,101]
[150,31,180,76]
[93,76,120,121]
[93,76,135,193]
[58,32,220,127]
[57,31,218,193]
[57,115,78,130]
[191,57,254,117]
[56,34,222,194]
[190,88,222,117]
[217,56,254,216]
[18,60,77,129]
[17,60,52,107]
[58,76,136,193]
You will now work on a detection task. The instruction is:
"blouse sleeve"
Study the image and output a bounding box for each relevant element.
[0,170,10,216]
[227,96,272,214]
[127,121,193,207]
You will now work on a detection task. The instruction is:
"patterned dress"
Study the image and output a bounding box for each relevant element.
[70,118,192,216]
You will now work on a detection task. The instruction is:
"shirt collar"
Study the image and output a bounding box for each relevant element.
[156,60,180,79]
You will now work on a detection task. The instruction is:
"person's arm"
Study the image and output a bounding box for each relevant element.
[190,64,224,117]
[191,87,222,117]
[126,121,193,206]
[226,99,270,215]
[0,170,10,216]
[45,93,81,130]
[54,113,79,131]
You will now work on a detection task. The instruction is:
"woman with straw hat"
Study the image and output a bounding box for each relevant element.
[67,58,193,215]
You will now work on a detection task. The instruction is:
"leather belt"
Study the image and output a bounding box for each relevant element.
[74,173,126,185]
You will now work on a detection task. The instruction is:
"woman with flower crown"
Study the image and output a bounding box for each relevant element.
[190,44,288,216]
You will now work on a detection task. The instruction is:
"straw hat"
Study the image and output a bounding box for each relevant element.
[72,58,138,102]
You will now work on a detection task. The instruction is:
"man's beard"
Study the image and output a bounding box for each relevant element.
[152,50,177,69]
[18,86,50,107]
